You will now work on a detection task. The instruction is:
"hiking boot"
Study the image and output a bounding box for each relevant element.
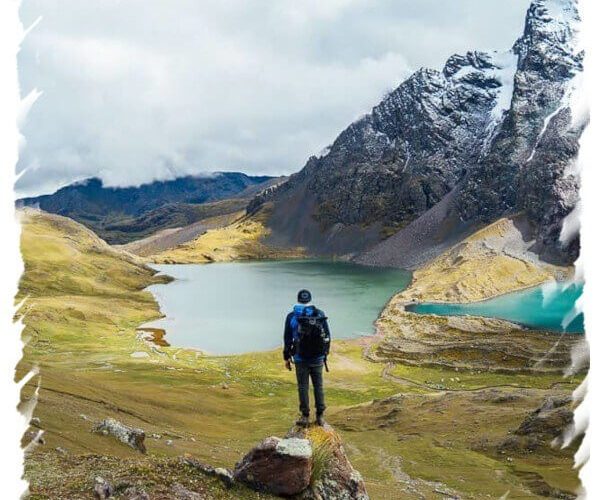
[316,414,325,426]
[296,414,310,427]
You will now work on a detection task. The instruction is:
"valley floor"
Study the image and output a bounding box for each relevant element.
[17,209,584,499]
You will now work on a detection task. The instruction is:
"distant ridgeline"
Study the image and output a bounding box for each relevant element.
[17,173,277,244]
[250,0,584,267]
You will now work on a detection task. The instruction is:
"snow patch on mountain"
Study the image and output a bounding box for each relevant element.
[536,0,579,27]
[527,69,584,162]
[482,50,519,151]
[488,51,520,124]
[316,145,332,159]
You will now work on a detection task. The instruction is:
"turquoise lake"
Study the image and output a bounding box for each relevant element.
[407,282,584,333]
[147,260,412,354]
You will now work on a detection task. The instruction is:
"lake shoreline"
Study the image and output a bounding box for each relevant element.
[143,254,583,357]
[144,259,411,355]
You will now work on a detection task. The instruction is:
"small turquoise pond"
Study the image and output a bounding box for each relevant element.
[407,282,584,333]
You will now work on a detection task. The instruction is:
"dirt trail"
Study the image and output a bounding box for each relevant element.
[380,362,573,393]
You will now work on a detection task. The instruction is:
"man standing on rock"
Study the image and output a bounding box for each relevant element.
[283,289,331,427]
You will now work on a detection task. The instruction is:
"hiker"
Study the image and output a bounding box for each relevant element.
[283,289,331,427]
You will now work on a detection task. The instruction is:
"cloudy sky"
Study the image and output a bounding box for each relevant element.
[17,0,531,197]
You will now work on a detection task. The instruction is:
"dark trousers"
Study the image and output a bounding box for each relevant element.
[295,361,325,416]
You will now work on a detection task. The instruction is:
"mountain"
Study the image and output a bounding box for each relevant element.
[18,172,278,244]
[92,198,249,245]
[250,0,584,267]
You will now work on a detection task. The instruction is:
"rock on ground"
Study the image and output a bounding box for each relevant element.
[92,418,146,453]
[130,351,150,358]
[93,476,113,499]
[233,424,369,499]
[289,424,369,500]
[233,436,312,496]
[170,482,203,500]
[180,455,235,488]
[122,486,150,500]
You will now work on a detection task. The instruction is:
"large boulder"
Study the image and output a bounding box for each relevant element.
[92,418,146,453]
[289,424,369,500]
[233,436,313,496]
[233,424,369,499]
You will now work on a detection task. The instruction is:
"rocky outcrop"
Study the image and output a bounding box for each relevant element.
[231,425,368,498]
[234,436,313,496]
[170,482,204,500]
[288,425,369,500]
[499,395,574,453]
[254,0,584,266]
[371,307,580,374]
[92,418,146,453]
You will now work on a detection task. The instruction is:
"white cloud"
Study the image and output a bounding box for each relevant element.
[16,0,531,196]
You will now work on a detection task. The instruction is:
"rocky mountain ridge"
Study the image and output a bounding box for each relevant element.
[18,172,277,244]
[252,0,584,266]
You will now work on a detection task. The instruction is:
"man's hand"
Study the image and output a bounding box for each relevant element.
[285,359,292,371]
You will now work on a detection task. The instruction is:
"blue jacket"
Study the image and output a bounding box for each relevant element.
[283,304,331,364]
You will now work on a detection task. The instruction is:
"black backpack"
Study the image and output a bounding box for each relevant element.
[294,310,330,359]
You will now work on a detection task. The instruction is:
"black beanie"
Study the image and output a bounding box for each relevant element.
[297,289,312,304]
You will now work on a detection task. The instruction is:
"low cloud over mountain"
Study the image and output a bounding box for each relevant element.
[17,0,529,197]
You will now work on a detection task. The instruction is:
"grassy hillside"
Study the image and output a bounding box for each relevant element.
[117,210,242,258]
[18,210,582,498]
[149,205,305,264]
[16,210,393,497]
[18,173,276,245]
[95,198,249,244]
[400,217,572,303]
[371,216,583,374]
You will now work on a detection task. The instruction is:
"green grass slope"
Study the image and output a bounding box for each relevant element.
[95,198,249,244]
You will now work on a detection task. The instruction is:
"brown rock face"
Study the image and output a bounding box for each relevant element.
[289,424,369,500]
[515,396,574,438]
[234,436,312,496]
[232,425,368,498]
[499,395,574,453]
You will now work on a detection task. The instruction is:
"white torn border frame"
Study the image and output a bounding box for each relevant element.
[1,0,600,498]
